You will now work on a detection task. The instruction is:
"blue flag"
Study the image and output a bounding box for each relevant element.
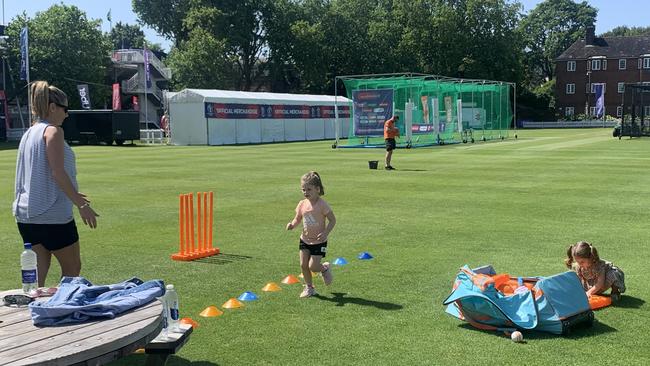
[143,44,151,89]
[19,27,28,81]
[594,84,604,118]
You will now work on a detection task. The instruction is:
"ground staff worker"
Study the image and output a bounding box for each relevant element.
[384,115,400,170]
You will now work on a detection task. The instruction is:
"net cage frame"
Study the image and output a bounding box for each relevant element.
[333,73,517,148]
[620,83,650,138]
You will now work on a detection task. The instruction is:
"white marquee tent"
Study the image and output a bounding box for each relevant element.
[168,89,351,145]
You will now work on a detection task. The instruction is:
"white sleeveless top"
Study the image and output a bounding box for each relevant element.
[13,121,78,224]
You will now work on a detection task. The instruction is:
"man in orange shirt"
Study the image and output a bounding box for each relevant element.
[384,115,400,170]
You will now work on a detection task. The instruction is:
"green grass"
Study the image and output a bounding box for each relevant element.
[1,129,648,365]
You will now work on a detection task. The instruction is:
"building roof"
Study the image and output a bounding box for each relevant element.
[169,88,351,104]
[556,36,650,60]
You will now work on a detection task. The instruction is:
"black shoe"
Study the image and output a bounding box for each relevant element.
[385,165,395,170]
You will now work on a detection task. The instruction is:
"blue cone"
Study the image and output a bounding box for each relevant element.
[238,291,259,301]
[358,252,374,260]
[333,257,348,266]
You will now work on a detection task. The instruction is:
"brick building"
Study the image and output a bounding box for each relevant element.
[555,26,650,119]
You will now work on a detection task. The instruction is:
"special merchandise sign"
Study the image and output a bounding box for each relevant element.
[204,103,350,119]
[352,89,393,136]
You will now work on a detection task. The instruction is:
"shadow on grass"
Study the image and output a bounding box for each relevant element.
[125,354,219,365]
[313,292,403,310]
[193,253,253,265]
[457,317,617,341]
[397,168,428,172]
[614,295,645,309]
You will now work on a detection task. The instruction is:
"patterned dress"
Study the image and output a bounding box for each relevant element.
[572,260,625,293]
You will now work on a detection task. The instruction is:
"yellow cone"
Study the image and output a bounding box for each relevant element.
[222,298,244,309]
[200,306,224,317]
[262,282,282,292]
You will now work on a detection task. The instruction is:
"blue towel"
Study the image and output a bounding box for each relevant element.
[29,277,165,326]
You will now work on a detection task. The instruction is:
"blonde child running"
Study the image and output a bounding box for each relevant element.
[286,171,336,298]
[565,241,626,301]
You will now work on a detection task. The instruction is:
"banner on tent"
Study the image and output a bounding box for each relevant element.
[204,103,350,119]
[352,89,393,136]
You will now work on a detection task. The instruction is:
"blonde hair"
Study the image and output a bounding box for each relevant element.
[565,241,600,268]
[30,81,68,123]
[301,171,325,196]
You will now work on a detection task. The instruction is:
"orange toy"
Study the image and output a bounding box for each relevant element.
[589,294,612,310]
[199,306,224,317]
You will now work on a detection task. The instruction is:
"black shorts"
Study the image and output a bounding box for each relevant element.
[17,220,79,251]
[385,138,396,151]
[299,240,328,257]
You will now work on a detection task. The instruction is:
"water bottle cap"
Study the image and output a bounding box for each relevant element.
[166,284,174,290]
[24,243,32,249]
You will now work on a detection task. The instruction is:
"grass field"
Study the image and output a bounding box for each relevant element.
[1,128,648,365]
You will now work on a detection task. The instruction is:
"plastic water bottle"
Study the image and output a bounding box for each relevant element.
[21,243,38,295]
[160,295,170,339]
[166,284,180,332]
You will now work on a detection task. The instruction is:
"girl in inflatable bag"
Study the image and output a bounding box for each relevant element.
[565,241,625,301]
[286,171,336,298]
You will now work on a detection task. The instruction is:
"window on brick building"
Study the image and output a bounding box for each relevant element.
[565,107,574,117]
[567,61,576,71]
[619,59,626,70]
[566,83,575,94]
[591,59,601,70]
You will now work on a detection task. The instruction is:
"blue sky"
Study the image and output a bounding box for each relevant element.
[3,0,172,51]
[519,0,649,33]
[4,0,650,53]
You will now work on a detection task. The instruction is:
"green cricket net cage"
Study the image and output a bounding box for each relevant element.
[334,73,515,148]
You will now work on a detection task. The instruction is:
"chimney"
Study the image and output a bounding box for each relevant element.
[585,25,595,46]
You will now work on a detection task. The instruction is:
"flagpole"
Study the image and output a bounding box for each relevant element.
[24,27,30,128]
[144,44,148,130]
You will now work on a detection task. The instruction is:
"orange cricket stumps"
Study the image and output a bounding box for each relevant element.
[171,192,220,261]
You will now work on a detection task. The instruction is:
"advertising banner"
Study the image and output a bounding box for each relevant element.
[594,83,605,118]
[77,84,92,110]
[112,83,121,110]
[352,89,393,136]
[204,103,350,119]
[19,27,29,81]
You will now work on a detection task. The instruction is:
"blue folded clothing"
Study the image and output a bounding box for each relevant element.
[29,276,165,326]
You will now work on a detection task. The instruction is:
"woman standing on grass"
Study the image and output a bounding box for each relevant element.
[13,81,99,287]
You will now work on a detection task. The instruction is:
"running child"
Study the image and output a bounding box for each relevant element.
[286,171,336,298]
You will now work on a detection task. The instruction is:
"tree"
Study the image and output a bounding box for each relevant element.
[518,0,597,88]
[165,28,233,89]
[601,26,650,37]
[5,5,111,109]
[109,22,146,49]
[132,0,192,46]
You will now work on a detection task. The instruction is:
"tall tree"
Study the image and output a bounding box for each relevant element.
[601,26,650,37]
[5,5,111,109]
[109,22,146,50]
[518,0,597,87]
[132,0,192,46]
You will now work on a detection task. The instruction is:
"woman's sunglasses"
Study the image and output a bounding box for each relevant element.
[53,102,69,113]
[2,294,35,307]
